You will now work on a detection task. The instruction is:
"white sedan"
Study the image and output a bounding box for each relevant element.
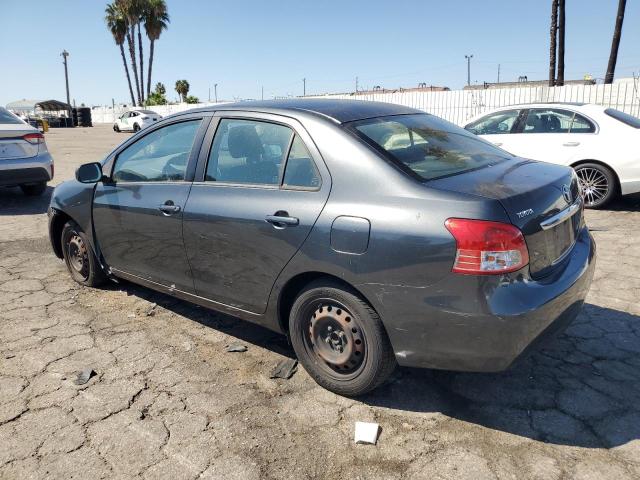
[464,103,640,208]
[113,109,161,133]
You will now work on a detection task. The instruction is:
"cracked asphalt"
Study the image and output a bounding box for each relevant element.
[1,125,640,479]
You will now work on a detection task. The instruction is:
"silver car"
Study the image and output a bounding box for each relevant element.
[0,107,54,195]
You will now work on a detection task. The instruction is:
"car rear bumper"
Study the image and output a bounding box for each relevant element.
[375,226,596,371]
[0,152,53,187]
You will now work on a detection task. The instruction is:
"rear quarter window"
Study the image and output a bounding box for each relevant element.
[605,108,640,128]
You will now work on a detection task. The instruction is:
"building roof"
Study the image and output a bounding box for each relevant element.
[183,98,423,123]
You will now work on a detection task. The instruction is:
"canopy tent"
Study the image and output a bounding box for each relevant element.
[35,100,72,112]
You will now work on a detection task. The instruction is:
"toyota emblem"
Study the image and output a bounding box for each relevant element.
[562,184,572,204]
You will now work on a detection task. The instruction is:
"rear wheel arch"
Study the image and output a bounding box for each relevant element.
[571,159,621,192]
[277,271,384,334]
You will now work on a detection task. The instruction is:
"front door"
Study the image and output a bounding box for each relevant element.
[93,117,206,291]
[466,108,523,153]
[183,114,330,313]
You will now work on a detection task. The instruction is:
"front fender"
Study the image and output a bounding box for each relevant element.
[49,179,98,258]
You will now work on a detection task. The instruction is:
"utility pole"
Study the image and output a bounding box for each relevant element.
[61,50,71,125]
[355,76,359,93]
[208,87,211,102]
[465,54,473,86]
[303,78,306,96]
[497,64,501,83]
[214,83,218,103]
[261,86,264,100]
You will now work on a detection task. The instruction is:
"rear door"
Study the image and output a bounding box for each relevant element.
[501,108,598,165]
[93,115,209,291]
[183,112,330,314]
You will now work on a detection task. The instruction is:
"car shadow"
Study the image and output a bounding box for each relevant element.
[605,193,640,212]
[104,280,640,450]
[0,186,53,215]
[361,303,640,449]
[109,280,295,359]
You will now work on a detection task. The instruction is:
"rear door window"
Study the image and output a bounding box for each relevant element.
[112,119,202,182]
[206,119,293,185]
[282,134,321,189]
[522,109,595,133]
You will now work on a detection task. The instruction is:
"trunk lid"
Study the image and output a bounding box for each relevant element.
[429,158,583,278]
[0,124,41,159]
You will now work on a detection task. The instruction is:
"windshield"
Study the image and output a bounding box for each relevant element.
[350,114,511,180]
[605,108,640,129]
[0,107,25,125]
[137,110,158,115]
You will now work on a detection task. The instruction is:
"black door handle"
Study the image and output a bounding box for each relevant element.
[158,202,181,214]
[265,212,299,227]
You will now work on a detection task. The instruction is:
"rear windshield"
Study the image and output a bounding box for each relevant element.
[605,108,640,128]
[0,107,24,125]
[350,113,511,180]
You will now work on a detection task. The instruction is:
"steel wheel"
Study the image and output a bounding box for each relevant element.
[66,233,90,280]
[574,163,617,209]
[307,302,366,377]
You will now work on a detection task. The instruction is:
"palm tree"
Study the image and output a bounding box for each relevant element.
[118,0,143,105]
[605,0,627,84]
[557,0,565,86]
[155,82,166,95]
[549,0,558,86]
[144,0,170,98]
[105,3,136,106]
[175,80,190,102]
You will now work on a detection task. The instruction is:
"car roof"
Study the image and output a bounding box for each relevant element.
[174,98,424,124]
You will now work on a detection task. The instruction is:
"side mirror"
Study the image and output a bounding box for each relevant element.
[76,162,103,183]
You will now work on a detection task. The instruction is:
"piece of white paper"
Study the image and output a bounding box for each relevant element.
[354,421,380,445]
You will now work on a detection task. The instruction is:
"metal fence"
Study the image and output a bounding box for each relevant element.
[90,81,640,125]
[310,82,640,125]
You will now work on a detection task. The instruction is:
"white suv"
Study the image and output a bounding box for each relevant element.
[113,109,161,133]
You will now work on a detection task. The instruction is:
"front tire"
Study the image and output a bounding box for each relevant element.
[20,182,47,196]
[289,280,396,396]
[113,124,120,132]
[574,163,617,209]
[61,221,107,287]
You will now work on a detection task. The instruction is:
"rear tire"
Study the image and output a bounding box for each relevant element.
[289,280,396,396]
[133,123,141,132]
[20,182,47,196]
[574,162,617,209]
[61,221,107,287]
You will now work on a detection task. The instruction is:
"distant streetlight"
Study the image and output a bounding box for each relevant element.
[465,54,473,86]
[61,50,71,124]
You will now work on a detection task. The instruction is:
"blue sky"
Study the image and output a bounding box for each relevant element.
[1,0,639,106]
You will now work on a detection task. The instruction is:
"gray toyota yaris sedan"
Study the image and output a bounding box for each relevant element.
[49,99,595,396]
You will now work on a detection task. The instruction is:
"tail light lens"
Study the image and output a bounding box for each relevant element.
[445,218,529,275]
[23,133,45,145]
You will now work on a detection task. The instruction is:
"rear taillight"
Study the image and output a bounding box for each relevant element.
[444,218,529,275]
[23,133,45,145]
